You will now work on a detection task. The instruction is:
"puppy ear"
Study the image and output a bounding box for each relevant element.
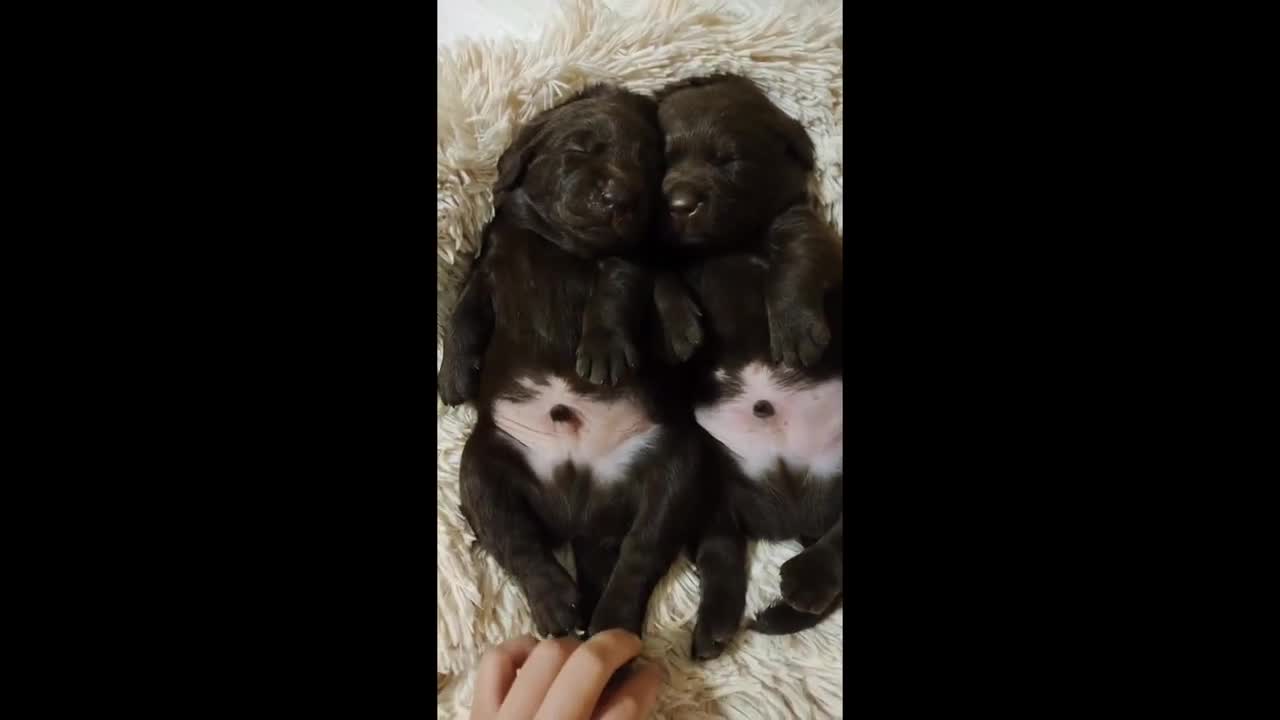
[654,73,741,103]
[663,73,813,170]
[582,84,658,124]
[775,113,815,171]
[495,114,549,193]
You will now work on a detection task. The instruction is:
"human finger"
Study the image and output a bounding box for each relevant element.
[533,629,643,720]
[470,635,539,720]
[590,658,663,720]
[494,636,581,720]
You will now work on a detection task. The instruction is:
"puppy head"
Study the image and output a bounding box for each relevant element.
[494,85,661,258]
[656,75,814,251]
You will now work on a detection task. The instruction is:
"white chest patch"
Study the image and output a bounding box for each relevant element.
[695,362,842,482]
[492,376,660,485]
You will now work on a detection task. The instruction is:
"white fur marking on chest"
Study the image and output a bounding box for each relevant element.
[694,362,842,482]
[493,376,659,485]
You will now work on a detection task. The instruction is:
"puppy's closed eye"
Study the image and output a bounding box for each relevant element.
[564,131,606,155]
[566,143,606,156]
[712,151,736,166]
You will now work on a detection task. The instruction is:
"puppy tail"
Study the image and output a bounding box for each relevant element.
[748,597,842,635]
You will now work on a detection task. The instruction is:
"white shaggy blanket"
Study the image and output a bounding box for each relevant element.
[437,1,843,717]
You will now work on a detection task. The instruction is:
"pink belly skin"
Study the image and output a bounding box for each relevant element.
[694,362,842,482]
[492,376,659,484]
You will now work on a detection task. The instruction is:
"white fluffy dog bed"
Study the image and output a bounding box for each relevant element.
[437,1,843,717]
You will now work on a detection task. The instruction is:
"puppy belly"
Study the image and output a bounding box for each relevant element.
[493,376,659,485]
[694,362,842,482]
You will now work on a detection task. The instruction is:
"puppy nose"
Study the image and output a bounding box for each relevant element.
[601,180,633,212]
[667,186,702,216]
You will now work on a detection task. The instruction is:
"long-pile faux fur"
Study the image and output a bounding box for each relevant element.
[437,1,843,717]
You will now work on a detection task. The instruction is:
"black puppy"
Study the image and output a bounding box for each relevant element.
[650,75,844,659]
[437,85,703,639]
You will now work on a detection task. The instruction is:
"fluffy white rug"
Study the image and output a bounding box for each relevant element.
[437,1,843,717]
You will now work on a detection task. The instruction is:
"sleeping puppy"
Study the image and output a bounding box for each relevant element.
[437,85,703,639]
[650,74,844,659]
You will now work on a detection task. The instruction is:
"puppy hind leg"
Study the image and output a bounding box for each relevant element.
[778,514,843,614]
[588,432,701,637]
[460,426,581,637]
[750,595,842,635]
[752,514,843,634]
[691,510,748,660]
[571,537,620,631]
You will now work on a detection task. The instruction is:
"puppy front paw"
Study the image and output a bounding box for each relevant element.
[576,329,638,386]
[767,300,831,368]
[438,353,479,406]
[779,546,841,615]
[655,281,704,363]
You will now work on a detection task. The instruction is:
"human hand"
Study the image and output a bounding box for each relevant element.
[469,630,662,720]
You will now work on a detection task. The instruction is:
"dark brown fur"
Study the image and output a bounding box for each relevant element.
[437,85,704,638]
[652,75,845,658]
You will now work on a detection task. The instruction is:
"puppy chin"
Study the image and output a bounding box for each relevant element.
[662,231,717,260]
[666,214,714,245]
[580,223,642,254]
[610,211,639,237]
[667,212,695,237]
